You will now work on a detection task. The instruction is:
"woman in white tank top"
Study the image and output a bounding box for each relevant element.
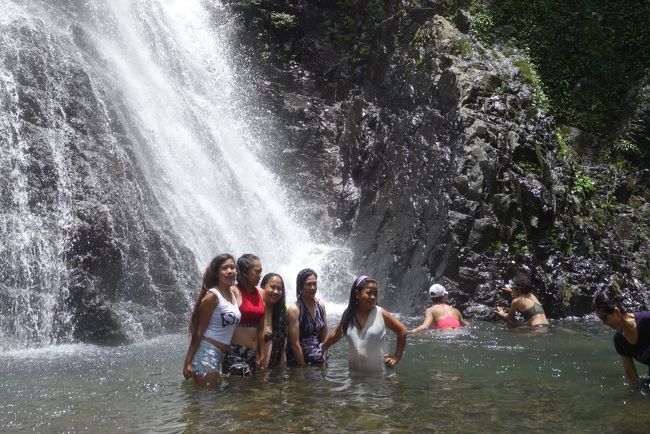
[322,275,408,374]
[183,254,241,388]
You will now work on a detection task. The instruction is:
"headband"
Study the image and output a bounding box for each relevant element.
[353,275,370,290]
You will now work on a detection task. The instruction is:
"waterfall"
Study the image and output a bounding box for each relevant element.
[0,0,350,349]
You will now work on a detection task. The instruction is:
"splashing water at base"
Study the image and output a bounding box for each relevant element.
[0,0,352,348]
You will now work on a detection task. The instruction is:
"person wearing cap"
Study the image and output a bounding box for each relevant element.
[410,284,468,332]
[321,275,407,374]
[495,270,550,328]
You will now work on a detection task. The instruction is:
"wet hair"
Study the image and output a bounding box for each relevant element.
[593,288,627,314]
[260,273,287,369]
[236,253,260,290]
[340,275,377,335]
[189,253,235,340]
[296,268,317,299]
[512,270,532,294]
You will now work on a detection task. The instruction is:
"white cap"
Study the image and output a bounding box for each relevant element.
[429,284,448,298]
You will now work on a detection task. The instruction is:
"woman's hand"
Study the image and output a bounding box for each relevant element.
[495,306,507,318]
[256,353,267,371]
[384,353,401,367]
[183,363,193,380]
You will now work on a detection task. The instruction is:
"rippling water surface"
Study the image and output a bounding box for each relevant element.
[2,317,648,433]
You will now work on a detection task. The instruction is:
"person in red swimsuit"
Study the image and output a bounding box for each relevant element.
[223,253,266,376]
[411,284,468,332]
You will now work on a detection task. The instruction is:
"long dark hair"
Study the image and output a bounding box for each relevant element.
[260,273,287,368]
[236,253,260,290]
[593,288,627,313]
[189,253,235,340]
[340,275,377,335]
[296,268,317,300]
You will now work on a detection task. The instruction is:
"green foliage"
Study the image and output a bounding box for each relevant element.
[554,130,572,158]
[550,228,574,255]
[487,0,650,134]
[450,37,472,57]
[516,160,542,177]
[572,170,596,199]
[467,0,495,45]
[270,12,296,30]
[354,43,371,61]
[328,0,388,60]
[613,139,641,155]
[488,240,504,251]
[510,232,529,258]
[513,58,549,108]
[232,0,261,7]
[603,138,641,162]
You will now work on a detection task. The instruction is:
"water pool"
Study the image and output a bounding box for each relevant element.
[2,318,648,432]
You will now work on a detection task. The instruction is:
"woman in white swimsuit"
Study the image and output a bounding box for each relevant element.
[322,275,407,374]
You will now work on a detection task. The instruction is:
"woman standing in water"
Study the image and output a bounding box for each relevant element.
[594,289,650,386]
[410,284,468,332]
[322,275,407,374]
[287,268,328,366]
[496,270,550,328]
[223,253,266,376]
[183,253,241,387]
[260,272,288,369]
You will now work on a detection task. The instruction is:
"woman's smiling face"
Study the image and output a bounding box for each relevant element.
[263,275,284,305]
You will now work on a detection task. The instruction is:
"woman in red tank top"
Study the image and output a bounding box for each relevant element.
[222,253,266,376]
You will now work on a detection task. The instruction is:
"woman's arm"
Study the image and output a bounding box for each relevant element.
[255,314,266,369]
[318,300,328,343]
[183,294,218,379]
[410,308,434,333]
[455,308,469,326]
[287,303,305,367]
[321,323,344,351]
[620,355,640,386]
[382,309,408,367]
[496,299,518,323]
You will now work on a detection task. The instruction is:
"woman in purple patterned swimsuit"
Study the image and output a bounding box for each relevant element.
[286,268,328,366]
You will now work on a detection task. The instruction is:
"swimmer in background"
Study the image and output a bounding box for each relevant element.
[321,275,407,374]
[496,270,550,328]
[594,288,650,387]
[411,284,468,332]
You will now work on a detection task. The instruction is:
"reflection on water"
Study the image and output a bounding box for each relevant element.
[1,319,648,432]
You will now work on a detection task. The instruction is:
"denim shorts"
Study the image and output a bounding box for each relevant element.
[191,340,226,374]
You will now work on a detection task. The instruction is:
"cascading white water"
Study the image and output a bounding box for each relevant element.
[79,0,351,287]
[0,4,76,348]
[0,0,350,348]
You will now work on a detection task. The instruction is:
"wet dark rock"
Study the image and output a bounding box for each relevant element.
[222,0,649,318]
[1,20,199,345]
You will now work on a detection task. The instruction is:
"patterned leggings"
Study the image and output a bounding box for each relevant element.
[222,344,257,376]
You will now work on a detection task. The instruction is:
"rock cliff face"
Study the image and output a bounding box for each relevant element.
[0,14,198,346]
[221,0,649,317]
